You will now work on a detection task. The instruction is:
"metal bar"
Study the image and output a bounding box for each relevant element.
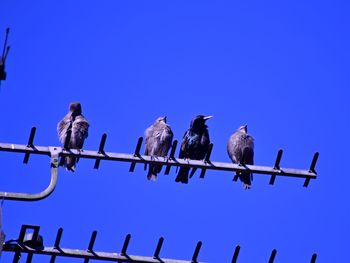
[13,224,30,262]
[87,231,97,251]
[20,225,40,263]
[84,231,97,263]
[310,253,317,263]
[269,149,283,185]
[0,143,318,181]
[23,127,36,164]
[304,152,319,187]
[231,245,240,263]
[3,246,200,263]
[1,28,9,59]
[191,241,202,263]
[165,140,178,175]
[121,234,131,256]
[26,253,33,263]
[199,143,213,179]
[0,147,59,201]
[94,133,107,169]
[309,152,319,173]
[153,237,164,259]
[129,137,143,172]
[54,228,63,248]
[268,249,277,263]
[50,228,63,263]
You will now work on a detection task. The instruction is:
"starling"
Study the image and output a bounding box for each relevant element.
[175,115,212,184]
[227,125,254,189]
[57,102,89,172]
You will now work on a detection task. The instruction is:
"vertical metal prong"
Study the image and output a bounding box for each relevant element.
[268,249,277,263]
[310,253,317,263]
[231,245,240,263]
[54,228,63,249]
[303,178,311,187]
[304,152,319,187]
[94,133,107,169]
[200,143,213,179]
[129,137,143,172]
[121,234,131,256]
[309,152,319,173]
[84,231,97,263]
[153,237,164,259]
[165,140,178,175]
[2,28,10,59]
[50,228,63,263]
[191,241,202,263]
[205,143,213,163]
[269,149,283,185]
[87,231,97,252]
[23,127,36,164]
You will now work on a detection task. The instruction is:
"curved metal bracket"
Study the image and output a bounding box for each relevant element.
[0,147,59,201]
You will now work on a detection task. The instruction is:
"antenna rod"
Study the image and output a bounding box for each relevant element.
[2,28,10,60]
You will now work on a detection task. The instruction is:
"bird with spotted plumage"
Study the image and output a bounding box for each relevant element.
[57,102,89,172]
[175,115,212,184]
[227,125,255,189]
[144,116,173,180]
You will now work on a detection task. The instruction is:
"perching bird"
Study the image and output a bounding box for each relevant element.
[57,102,89,172]
[175,115,212,184]
[144,116,173,180]
[227,125,254,189]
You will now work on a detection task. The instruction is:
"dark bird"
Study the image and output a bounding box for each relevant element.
[227,125,254,189]
[57,102,89,172]
[175,115,212,184]
[144,116,173,180]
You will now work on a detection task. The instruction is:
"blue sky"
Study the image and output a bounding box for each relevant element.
[0,0,349,262]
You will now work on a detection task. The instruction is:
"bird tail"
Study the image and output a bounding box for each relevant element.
[147,165,162,181]
[236,171,252,189]
[175,167,189,184]
[238,146,254,189]
[65,156,76,172]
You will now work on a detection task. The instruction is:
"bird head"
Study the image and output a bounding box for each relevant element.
[190,115,213,130]
[156,116,167,123]
[237,124,248,133]
[69,102,82,116]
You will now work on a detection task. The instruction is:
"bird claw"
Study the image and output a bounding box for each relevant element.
[243,184,251,190]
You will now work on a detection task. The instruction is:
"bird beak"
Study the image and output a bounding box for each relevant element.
[163,116,167,122]
[203,115,213,120]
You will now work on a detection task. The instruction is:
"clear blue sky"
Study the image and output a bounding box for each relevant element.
[0,1,349,262]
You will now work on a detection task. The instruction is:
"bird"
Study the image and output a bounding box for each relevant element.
[144,116,173,180]
[227,125,254,189]
[57,102,89,172]
[175,115,212,184]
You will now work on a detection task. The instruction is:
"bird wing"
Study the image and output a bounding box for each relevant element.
[70,115,89,149]
[227,132,243,163]
[201,128,210,146]
[144,125,154,155]
[242,135,254,165]
[179,130,190,159]
[57,114,72,145]
[227,132,254,164]
[158,125,173,156]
